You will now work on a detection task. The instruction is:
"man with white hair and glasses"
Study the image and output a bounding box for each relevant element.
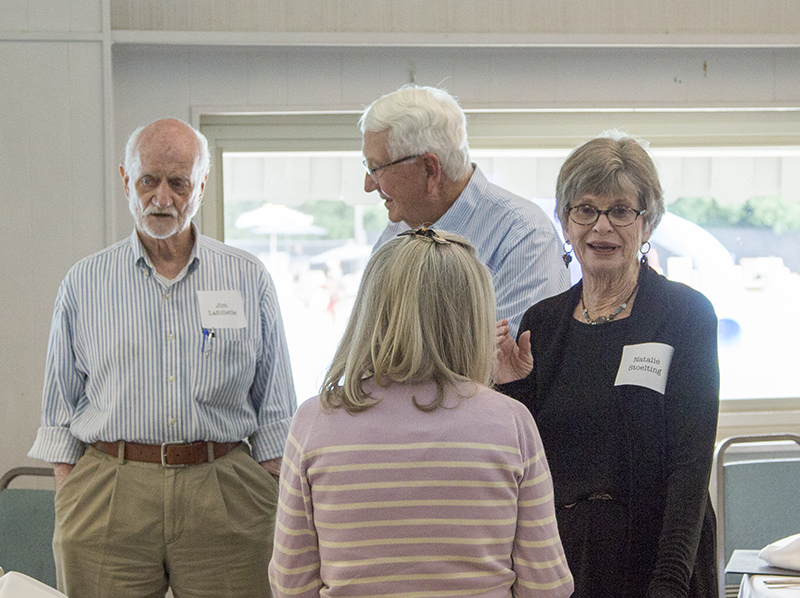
[361,84,570,334]
[29,118,296,598]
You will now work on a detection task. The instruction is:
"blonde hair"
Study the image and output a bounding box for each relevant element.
[320,229,496,413]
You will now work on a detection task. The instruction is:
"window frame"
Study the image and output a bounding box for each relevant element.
[194,107,800,440]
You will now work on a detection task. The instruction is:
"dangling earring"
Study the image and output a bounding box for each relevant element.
[562,241,573,268]
[640,241,651,266]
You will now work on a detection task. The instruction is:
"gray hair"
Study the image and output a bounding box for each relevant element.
[122,118,211,186]
[359,85,473,181]
[555,131,665,236]
[320,229,496,413]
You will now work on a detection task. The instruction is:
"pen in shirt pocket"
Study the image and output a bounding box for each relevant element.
[201,328,215,355]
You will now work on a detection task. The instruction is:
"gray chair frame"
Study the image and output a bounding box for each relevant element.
[0,466,55,490]
[0,466,56,586]
[713,433,800,598]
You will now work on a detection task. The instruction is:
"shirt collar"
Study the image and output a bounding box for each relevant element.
[129,224,201,278]
[432,164,487,230]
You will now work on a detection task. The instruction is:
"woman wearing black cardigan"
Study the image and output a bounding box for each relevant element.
[496,133,719,597]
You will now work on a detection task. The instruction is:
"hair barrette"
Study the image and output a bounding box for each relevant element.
[397,227,452,245]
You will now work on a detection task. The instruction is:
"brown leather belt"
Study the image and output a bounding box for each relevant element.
[92,440,243,468]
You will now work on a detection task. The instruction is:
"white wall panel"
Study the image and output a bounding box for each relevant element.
[111,46,194,239]
[188,46,259,106]
[70,0,103,32]
[774,52,800,103]
[0,0,29,30]
[0,0,102,32]
[0,38,105,476]
[112,45,800,120]
[241,48,292,106]
[109,0,800,39]
[26,0,73,31]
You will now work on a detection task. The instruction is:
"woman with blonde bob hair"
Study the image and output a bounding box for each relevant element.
[269,228,573,598]
[322,227,495,412]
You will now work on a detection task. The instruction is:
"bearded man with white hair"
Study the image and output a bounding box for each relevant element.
[29,118,296,598]
[362,85,570,335]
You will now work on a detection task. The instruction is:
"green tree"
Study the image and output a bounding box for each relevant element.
[742,196,800,235]
[668,195,800,234]
[668,196,741,227]
[298,200,388,239]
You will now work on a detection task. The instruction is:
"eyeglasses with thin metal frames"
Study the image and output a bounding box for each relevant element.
[568,205,646,227]
[362,154,422,178]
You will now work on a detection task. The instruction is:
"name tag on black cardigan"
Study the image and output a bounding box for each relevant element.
[614,342,675,394]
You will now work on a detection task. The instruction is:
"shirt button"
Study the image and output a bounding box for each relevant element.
[169,418,176,425]
[165,293,171,300]
[169,375,175,383]
[167,334,174,341]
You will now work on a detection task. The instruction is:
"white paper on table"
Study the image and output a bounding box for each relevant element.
[0,572,67,597]
[759,533,800,571]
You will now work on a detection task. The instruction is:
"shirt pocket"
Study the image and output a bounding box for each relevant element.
[192,328,259,406]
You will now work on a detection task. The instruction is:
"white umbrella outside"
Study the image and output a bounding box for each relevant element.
[235,203,327,255]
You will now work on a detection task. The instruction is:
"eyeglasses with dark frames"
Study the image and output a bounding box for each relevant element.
[568,205,646,227]
[363,154,422,177]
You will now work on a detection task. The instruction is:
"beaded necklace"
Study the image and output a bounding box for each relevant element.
[581,282,639,325]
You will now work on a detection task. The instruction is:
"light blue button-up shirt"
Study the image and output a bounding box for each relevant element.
[29,228,296,464]
[374,166,570,336]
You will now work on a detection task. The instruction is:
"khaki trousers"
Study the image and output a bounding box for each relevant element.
[53,444,278,598]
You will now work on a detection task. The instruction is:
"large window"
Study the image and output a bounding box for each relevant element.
[197,108,800,442]
[220,146,800,404]
[222,152,383,402]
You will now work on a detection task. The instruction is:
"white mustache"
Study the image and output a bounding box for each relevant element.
[144,207,178,217]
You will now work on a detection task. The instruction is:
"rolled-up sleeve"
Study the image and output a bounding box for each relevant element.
[28,279,87,464]
[248,271,297,462]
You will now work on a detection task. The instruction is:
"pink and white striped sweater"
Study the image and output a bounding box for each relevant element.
[269,379,573,598]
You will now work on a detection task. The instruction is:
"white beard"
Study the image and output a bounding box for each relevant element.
[129,193,200,239]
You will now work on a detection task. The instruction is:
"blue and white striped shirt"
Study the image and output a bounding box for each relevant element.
[29,228,296,464]
[374,166,570,336]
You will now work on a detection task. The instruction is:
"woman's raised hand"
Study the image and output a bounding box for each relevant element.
[494,319,533,384]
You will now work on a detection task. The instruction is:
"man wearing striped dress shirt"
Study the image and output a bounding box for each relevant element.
[362,85,570,336]
[28,118,296,598]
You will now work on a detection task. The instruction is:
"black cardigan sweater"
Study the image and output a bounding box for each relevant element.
[499,266,719,597]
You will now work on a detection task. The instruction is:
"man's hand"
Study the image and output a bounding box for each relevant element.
[260,457,282,481]
[494,319,534,384]
[53,463,75,493]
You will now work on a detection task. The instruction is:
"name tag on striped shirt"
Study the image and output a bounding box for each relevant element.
[197,290,247,329]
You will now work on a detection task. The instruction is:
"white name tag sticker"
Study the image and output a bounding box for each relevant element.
[614,342,675,394]
[197,291,247,329]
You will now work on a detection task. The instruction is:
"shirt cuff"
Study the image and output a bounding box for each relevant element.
[248,416,293,462]
[27,427,86,464]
